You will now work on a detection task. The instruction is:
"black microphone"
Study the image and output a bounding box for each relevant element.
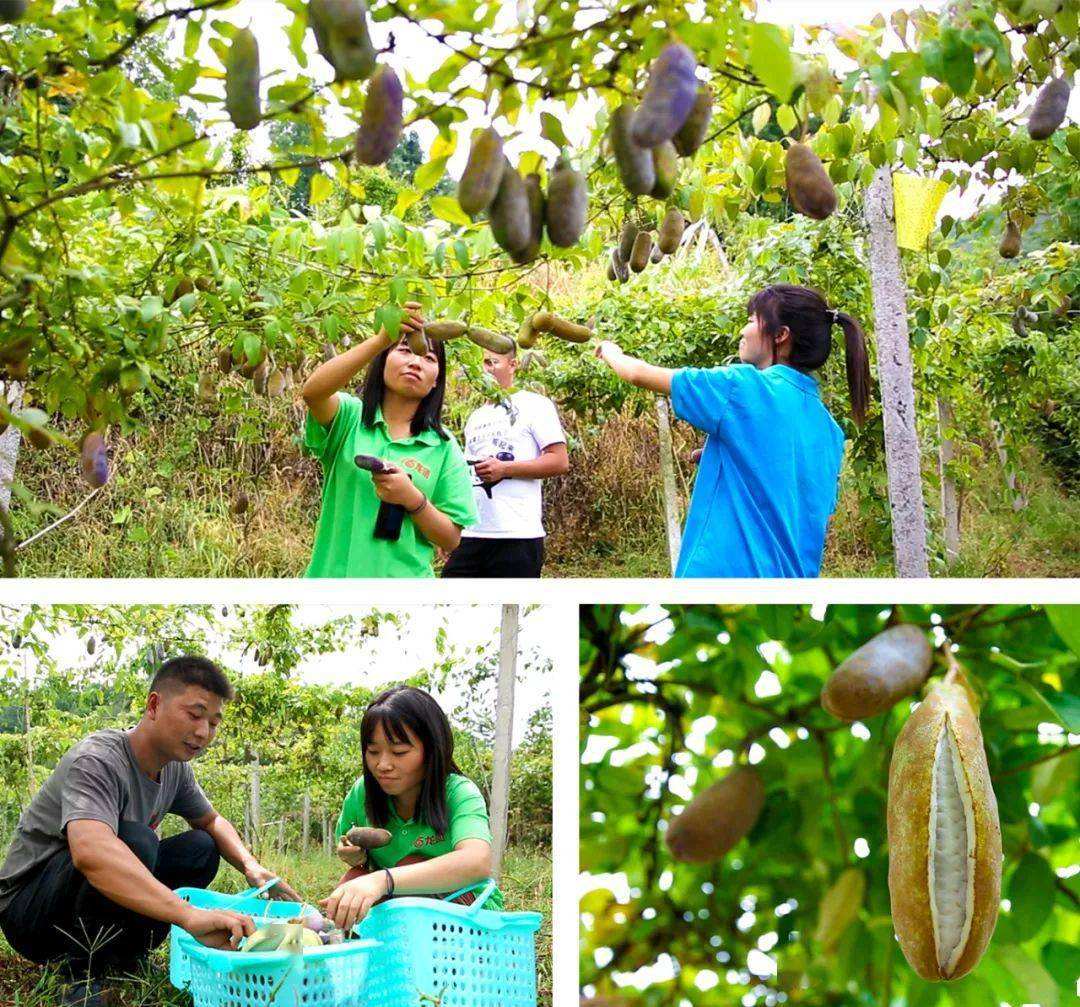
[467,451,515,498]
[354,454,406,541]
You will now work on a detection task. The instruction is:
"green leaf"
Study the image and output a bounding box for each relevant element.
[1007,852,1057,941]
[749,23,796,103]
[1045,606,1080,657]
[392,189,421,218]
[1042,941,1080,991]
[939,27,975,96]
[540,111,568,150]
[992,946,1059,1007]
[413,156,449,194]
[309,173,332,206]
[776,105,797,134]
[752,102,772,134]
[429,196,472,227]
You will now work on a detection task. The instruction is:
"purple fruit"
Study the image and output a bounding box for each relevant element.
[630,42,698,148]
[80,432,109,488]
[355,66,404,166]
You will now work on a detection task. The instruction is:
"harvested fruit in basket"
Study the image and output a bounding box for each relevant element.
[241,921,322,953]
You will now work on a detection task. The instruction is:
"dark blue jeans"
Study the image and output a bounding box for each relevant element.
[0,822,219,975]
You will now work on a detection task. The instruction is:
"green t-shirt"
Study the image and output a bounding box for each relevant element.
[304,394,478,578]
[336,772,503,910]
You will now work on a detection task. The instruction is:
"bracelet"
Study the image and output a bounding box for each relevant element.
[406,492,428,516]
[383,868,395,898]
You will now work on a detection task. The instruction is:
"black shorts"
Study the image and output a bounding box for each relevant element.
[441,536,545,578]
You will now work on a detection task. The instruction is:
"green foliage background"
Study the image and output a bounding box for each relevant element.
[580,604,1079,1006]
[0,604,553,850]
[1,0,1078,577]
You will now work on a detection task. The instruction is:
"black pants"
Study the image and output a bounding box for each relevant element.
[442,536,544,578]
[0,823,219,976]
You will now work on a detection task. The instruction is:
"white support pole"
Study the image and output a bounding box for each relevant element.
[863,167,930,577]
[655,397,682,575]
[490,605,518,880]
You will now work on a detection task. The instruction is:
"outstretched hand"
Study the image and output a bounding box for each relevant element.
[245,864,301,903]
[594,340,624,367]
[320,872,390,934]
[183,906,255,950]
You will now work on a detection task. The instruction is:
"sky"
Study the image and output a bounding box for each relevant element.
[4,604,557,746]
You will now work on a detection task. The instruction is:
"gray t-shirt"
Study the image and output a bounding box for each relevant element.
[0,728,212,912]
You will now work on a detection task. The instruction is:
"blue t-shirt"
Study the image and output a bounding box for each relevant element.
[670,364,845,578]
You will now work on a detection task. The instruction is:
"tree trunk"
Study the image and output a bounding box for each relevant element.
[863,167,930,577]
[990,417,1027,512]
[936,397,960,563]
[655,398,682,575]
[249,760,261,851]
[301,792,311,852]
[322,812,331,858]
[0,382,21,513]
[489,605,518,881]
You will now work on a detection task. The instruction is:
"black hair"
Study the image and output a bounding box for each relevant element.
[360,685,464,835]
[747,283,872,426]
[149,656,234,701]
[360,335,449,440]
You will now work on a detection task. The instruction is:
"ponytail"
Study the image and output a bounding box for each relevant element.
[835,311,870,427]
[747,284,873,426]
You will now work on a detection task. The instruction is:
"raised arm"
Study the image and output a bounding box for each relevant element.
[595,340,674,395]
[302,302,424,426]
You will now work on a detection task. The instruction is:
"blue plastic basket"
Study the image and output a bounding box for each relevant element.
[169,885,379,1007]
[357,879,543,1007]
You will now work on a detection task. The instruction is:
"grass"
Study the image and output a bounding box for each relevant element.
[10,401,1078,578]
[0,843,552,1007]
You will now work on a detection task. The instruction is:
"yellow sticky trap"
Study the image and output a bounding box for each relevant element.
[893,173,950,250]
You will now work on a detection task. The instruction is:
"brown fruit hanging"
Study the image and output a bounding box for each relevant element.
[999,220,1021,259]
[784,142,837,220]
[1027,77,1070,140]
[665,766,764,863]
[821,624,933,721]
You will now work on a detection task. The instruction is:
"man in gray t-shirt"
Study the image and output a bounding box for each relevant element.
[0,656,299,1007]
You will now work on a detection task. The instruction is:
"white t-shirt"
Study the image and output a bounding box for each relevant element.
[462,390,566,539]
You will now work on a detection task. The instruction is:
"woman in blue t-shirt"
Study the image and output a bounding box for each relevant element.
[596,284,871,578]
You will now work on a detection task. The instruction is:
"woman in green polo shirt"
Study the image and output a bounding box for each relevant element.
[302,302,478,577]
[321,686,500,934]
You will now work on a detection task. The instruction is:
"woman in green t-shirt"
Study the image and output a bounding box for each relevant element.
[302,302,478,578]
[321,686,500,934]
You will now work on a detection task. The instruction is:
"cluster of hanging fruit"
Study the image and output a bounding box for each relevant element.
[410,312,591,359]
[457,130,588,263]
[606,208,687,282]
[608,42,713,201]
[997,76,1072,259]
[224,1,403,168]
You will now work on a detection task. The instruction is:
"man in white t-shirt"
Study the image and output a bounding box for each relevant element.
[442,344,569,578]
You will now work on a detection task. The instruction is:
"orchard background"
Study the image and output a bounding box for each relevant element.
[0,603,553,1006]
[0,0,1078,578]
[579,603,1079,1006]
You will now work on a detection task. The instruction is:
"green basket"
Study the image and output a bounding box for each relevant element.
[357,879,542,1007]
[169,885,378,1007]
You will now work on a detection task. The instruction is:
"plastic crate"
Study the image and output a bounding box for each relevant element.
[169,886,378,1007]
[357,879,542,1007]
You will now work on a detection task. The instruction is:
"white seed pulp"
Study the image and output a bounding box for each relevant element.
[927,718,976,975]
